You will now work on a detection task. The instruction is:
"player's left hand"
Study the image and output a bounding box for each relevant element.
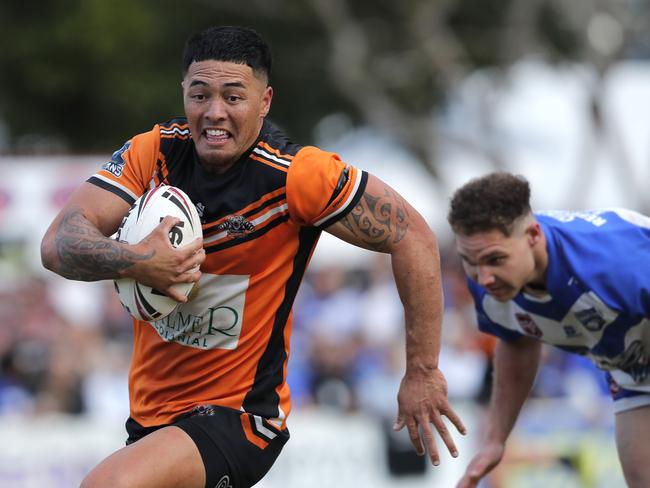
[393,367,466,466]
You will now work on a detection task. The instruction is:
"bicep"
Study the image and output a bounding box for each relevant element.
[324,174,421,252]
[45,182,132,239]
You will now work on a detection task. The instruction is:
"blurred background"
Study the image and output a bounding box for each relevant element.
[2,0,649,486]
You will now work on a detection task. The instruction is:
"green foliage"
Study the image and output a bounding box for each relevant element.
[0,0,583,154]
[447,0,514,67]
[536,2,582,62]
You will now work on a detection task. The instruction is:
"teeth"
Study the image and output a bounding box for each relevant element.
[206,129,228,137]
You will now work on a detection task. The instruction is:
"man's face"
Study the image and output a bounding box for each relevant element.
[455,223,540,302]
[183,60,273,173]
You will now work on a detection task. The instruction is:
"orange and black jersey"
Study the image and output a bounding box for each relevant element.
[88,118,367,430]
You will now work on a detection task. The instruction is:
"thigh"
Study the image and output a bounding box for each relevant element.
[81,425,205,488]
[174,405,290,488]
[615,404,650,488]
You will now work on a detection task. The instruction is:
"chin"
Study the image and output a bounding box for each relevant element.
[490,289,517,302]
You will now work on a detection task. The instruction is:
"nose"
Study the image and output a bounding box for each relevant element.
[476,265,495,286]
[204,98,227,121]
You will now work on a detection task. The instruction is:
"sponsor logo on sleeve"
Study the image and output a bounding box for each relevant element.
[101,140,132,177]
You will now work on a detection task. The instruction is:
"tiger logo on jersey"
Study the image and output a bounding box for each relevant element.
[217,215,255,238]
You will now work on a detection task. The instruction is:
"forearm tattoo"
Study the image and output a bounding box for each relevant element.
[340,186,410,252]
[54,207,153,281]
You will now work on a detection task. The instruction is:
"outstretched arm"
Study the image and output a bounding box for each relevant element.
[41,182,204,301]
[326,173,465,465]
[457,336,542,488]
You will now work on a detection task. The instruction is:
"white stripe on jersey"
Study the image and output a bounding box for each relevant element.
[93,173,139,201]
[237,407,285,429]
[160,127,190,136]
[252,202,289,226]
[254,415,277,440]
[269,406,286,427]
[313,168,362,227]
[253,147,291,167]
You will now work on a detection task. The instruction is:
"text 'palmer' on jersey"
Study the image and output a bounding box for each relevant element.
[467,209,650,393]
[88,118,368,430]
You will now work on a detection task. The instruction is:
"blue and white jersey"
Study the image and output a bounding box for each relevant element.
[469,209,650,392]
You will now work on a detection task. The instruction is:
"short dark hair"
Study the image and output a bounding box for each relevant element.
[181,26,272,82]
[447,172,532,236]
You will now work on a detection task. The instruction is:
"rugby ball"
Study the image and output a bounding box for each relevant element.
[113,185,202,322]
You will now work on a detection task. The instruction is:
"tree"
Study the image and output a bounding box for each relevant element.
[2,0,649,207]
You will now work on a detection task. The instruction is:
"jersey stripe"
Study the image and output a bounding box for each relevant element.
[242,226,320,418]
[87,175,137,205]
[242,193,286,220]
[252,147,291,167]
[258,141,295,162]
[160,127,190,137]
[250,154,289,173]
[240,414,269,449]
[314,170,368,228]
[253,415,278,440]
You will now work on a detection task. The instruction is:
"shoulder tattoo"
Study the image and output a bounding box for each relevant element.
[340,185,410,251]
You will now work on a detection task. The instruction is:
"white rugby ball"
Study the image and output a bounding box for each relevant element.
[113,185,202,322]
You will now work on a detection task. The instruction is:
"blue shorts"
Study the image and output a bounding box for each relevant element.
[125,405,289,488]
[605,372,650,414]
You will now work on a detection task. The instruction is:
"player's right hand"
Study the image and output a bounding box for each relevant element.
[128,216,205,301]
[456,441,505,488]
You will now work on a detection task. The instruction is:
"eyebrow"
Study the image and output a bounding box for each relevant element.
[188,80,246,88]
[458,251,504,265]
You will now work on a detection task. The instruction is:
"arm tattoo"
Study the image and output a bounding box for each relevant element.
[341,185,410,252]
[54,207,153,281]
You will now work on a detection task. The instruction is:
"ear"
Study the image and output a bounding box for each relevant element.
[260,86,273,117]
[526,222,542,246]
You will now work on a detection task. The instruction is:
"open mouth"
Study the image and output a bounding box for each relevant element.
[204,128,231,144]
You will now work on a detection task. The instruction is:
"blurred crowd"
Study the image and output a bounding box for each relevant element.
[0,241,611,427]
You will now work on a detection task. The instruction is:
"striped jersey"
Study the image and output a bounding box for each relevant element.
[468,209,650,392]
[89,118,367,428]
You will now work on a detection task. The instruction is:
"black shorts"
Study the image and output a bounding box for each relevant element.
[125,405,289,488]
